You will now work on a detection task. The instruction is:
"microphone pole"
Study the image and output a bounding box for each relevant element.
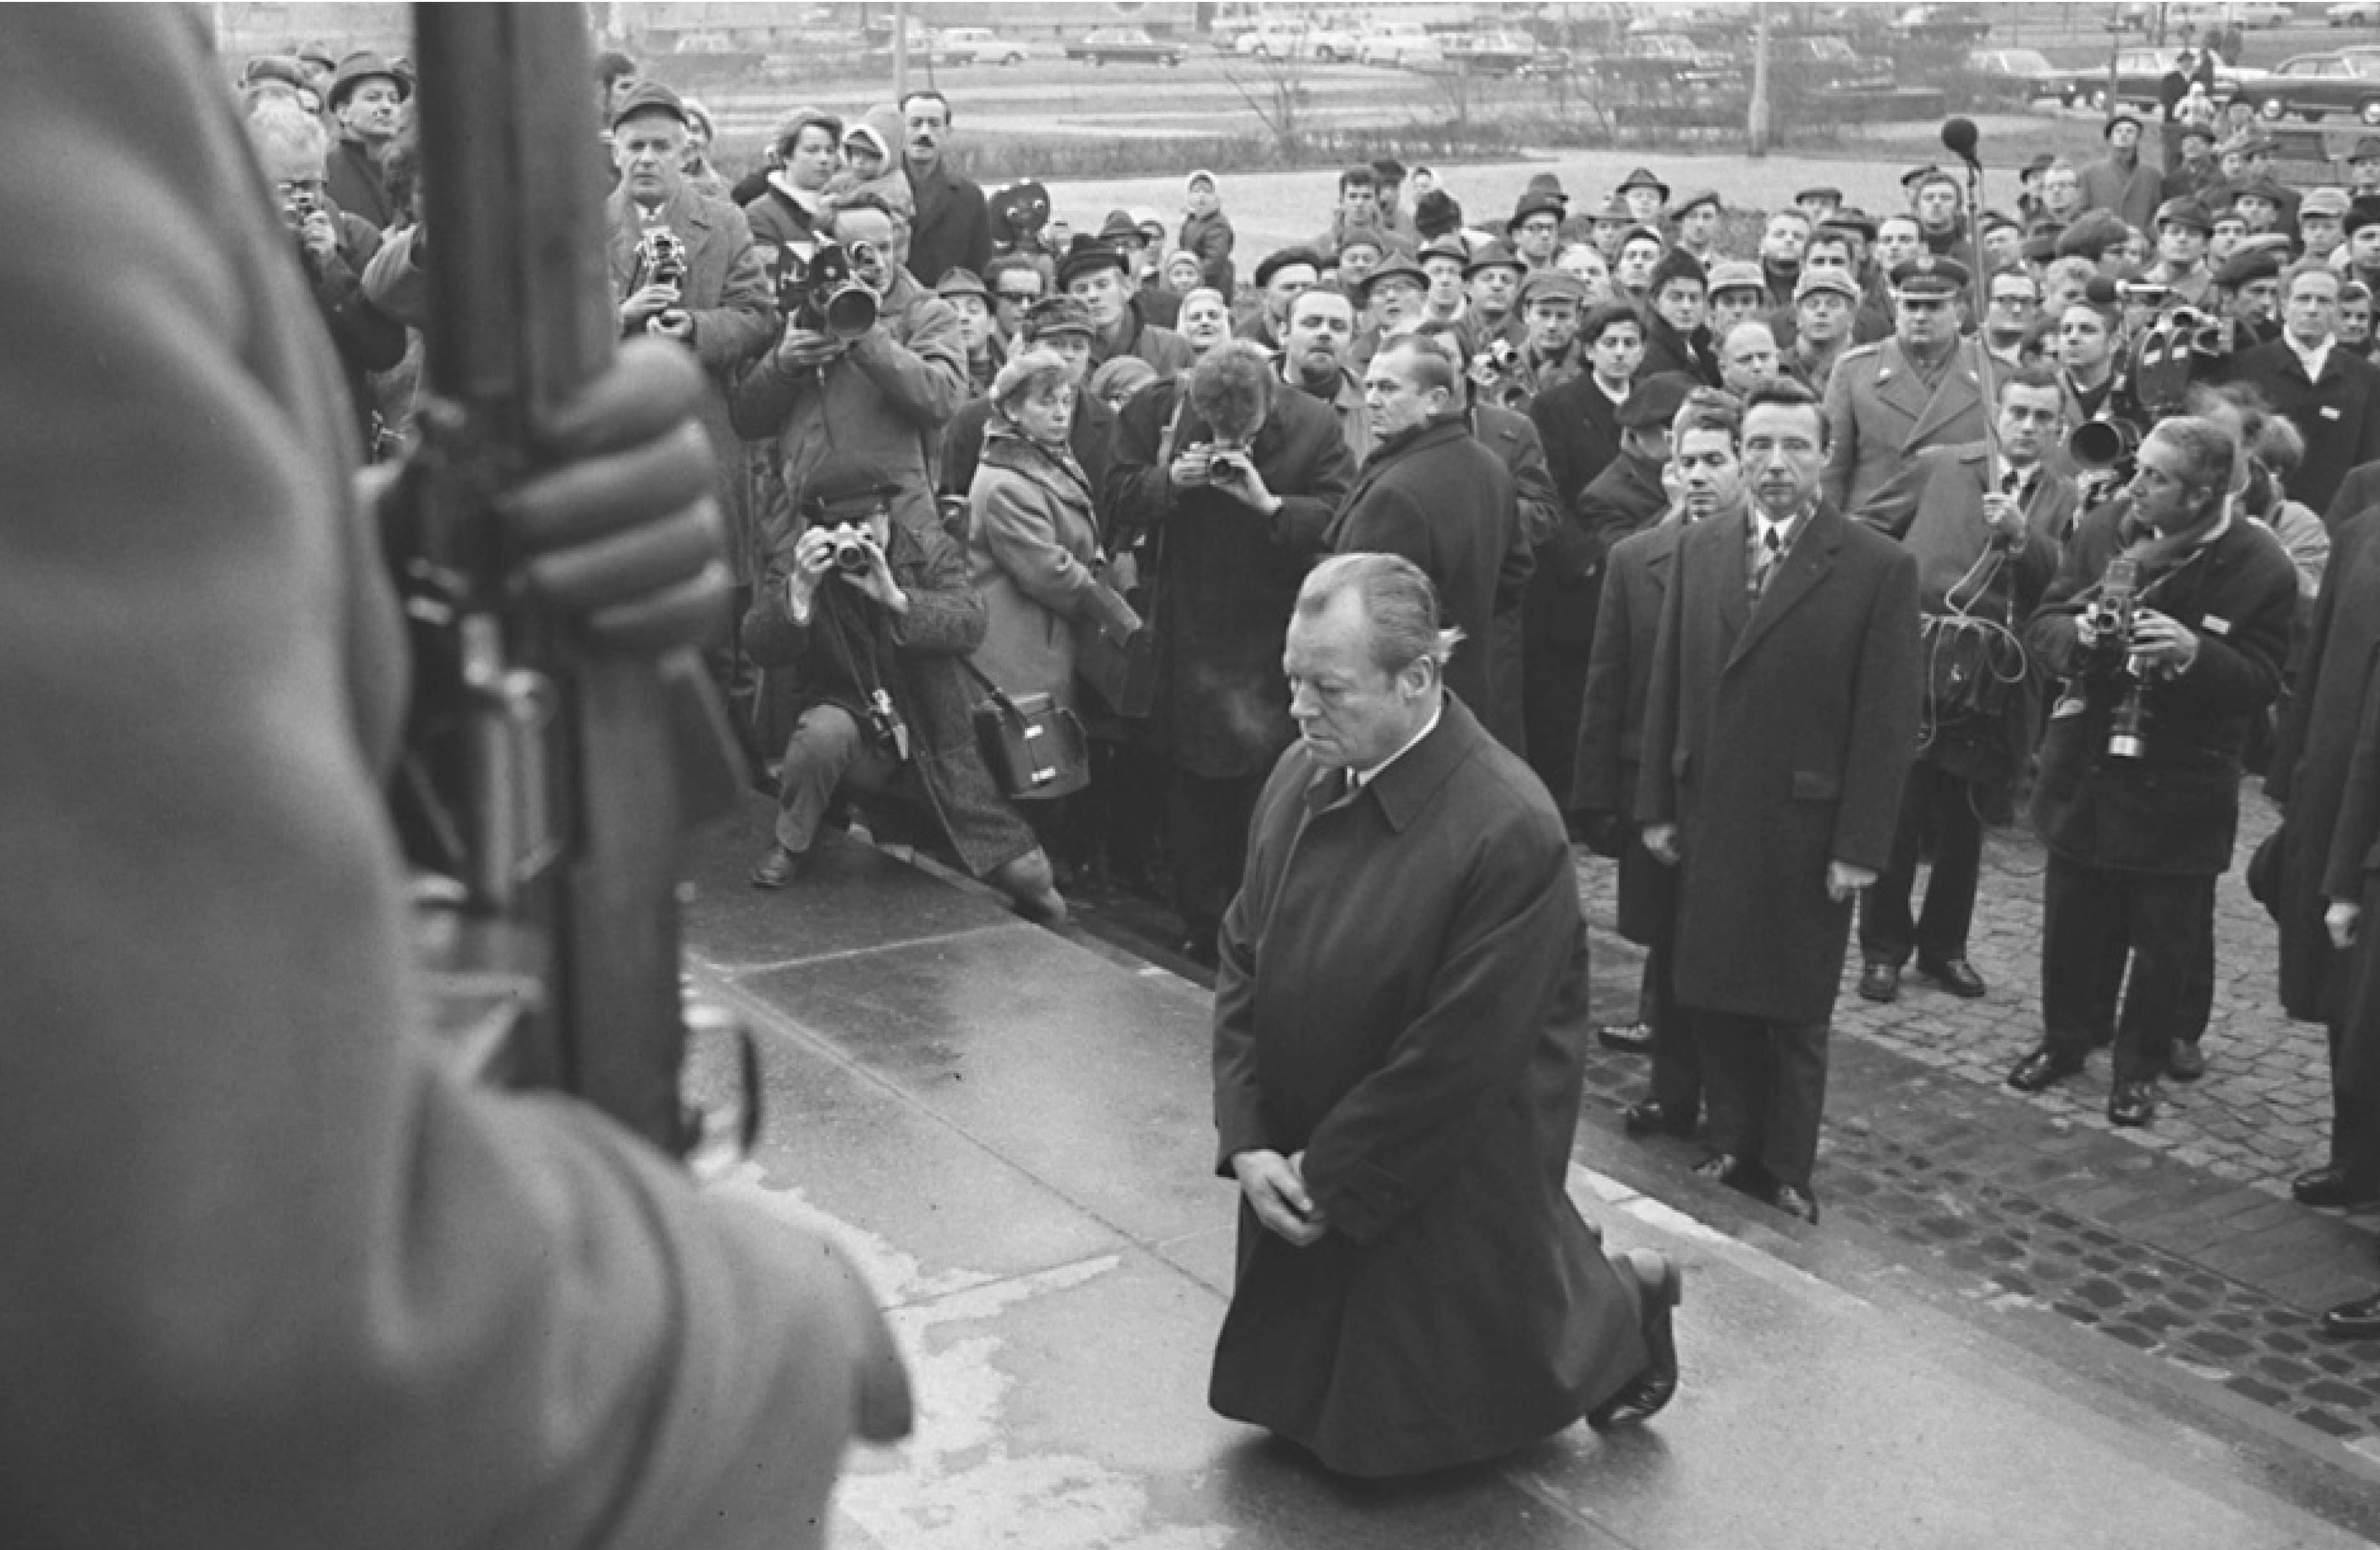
[1941,116,2002,488]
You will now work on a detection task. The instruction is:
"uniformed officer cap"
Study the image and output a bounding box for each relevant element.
[1889,254,1969,297]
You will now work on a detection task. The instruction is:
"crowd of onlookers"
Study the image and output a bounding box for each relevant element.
[231,37,2380,1334]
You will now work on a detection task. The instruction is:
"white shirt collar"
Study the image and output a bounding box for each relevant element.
[2286,330,2334,382]
[1348,696,1444,791]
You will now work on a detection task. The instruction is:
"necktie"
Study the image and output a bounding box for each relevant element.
[1751,524,1785,599]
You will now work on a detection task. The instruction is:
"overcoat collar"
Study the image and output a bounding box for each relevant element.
[1714,500,1848,670]
[1304,693,1483,834]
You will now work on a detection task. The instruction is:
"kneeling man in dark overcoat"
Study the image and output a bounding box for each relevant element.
[1208,552,1681,1478]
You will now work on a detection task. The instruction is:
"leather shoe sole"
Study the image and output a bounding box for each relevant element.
[1598,1021,1656,1054]
[1589,1249,1682,1428]
[2006,1046,2084,1093]
[1915,956,1987,998]
[2293,1168,2380,1209]
[1857,961,1901,1003]
[1771,1183,1821,1225]
[2320,1291,2380,1340]
[749,845,802,890]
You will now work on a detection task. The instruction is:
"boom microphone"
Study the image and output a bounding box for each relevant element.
[1941,117,1980,168]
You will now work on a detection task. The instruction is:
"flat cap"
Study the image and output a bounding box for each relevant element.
[2102,108,2143,137]
[1820,208,1879,242]
[1796,185,1844,203]
[1617,371,1696,429]
[1516,268,1588,308]
[2154,197,2213,234]
[1055,237,1131,289]
[2055,208,2132,260]
[1707,259,1766,296]
[1020,295,1097,339]
[611,79,689,131]
[2301,186,2350,220]
[2214,245,2284,288]
[1252,245,1327,287]
[1671,188,1722,218]
[2351,134,2380,163]
[933,266,989,301]
[1796,268,1863,304]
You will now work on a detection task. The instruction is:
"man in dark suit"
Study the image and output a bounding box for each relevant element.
[1852,366,2074,1004]
[2230,266,2380,517]
[1821,257,1991,516]
[1330,335,1514,729]
[897,90,991,289]
[1637,378,1924,1223]
[2325,454,2380,530]
[1575,391,1749,1130]
[2006,417,2296,1125]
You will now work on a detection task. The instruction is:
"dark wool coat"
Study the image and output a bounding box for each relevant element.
[2027,507,2296,876]
[2326,458,2380,531]
[902,156,992,289]
[1469,401,1551,755]
[1328,415,1512,728]
[1638,314,1719,387]
[2319,651,2380,1104]
[2265,512,2380,1022]
[325,133,397,230]
[1526,371,1627,611]
[1210,697,1645,1478]
[1855,444,2069,793]
[1107,379,1355,778]
[1637,504,1925,1022]
[2229,340,2380,519]
[1575,516,1690,946]
[742,505,1039,878]
[1526,449,1669,805]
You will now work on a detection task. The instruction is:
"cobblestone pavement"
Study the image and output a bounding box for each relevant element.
[1572,794,2380,1461]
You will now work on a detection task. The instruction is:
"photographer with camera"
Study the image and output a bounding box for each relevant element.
[244,97,405,450]
[2006,417,2296,1126]
[741,468,1065,922]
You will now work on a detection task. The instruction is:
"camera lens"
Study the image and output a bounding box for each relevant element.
[829,533,871,574]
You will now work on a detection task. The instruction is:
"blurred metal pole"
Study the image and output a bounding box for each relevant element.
[894,0,909,102]
[1747,9,1771,157]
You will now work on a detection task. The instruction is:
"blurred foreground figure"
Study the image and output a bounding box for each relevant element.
[0,13,904,1547]
[1208,554,1681,1478]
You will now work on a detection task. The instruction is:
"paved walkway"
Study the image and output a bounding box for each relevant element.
[680,801,2380,1547]
[1573,796,2380,1456]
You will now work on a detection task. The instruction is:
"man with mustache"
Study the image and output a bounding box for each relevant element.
[897,89,990,289]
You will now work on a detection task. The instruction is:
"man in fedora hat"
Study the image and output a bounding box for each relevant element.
[1616,167,1670,226]
[323,50,408,228]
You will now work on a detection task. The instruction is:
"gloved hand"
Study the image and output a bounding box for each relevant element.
[493,337,731,656]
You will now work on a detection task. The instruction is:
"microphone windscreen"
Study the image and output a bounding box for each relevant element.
[1941,117,1979,159]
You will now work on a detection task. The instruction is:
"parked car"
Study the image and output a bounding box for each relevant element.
[1438,31,1542,76]
[1768,34,1896,94]
[2251,51,2380,124]
[1967,47,2081,107]
[2332,1,2380,24]
[938,27,1029,66]
[1232,18,1358,62]
[1358,20,1442,68]
[1066,27,1187,67]
[2069,47,2269,112]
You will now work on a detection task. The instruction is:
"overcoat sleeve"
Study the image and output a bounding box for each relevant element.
[849,291,969,431]
[1634,524,1692,828]
[687,203,777,374]
[1820,356,1860,512]
[1213,755,1309,1170]
[1297,800,1583,1246]
[1,17,888,1547]
[2324,643,2380,902]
